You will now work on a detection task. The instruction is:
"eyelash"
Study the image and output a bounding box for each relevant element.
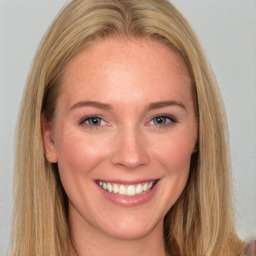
[79,115,106,129]
[79,114,176,129]
[148,115,176,128]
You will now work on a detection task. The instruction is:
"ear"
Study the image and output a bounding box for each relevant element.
[41,114,58,163]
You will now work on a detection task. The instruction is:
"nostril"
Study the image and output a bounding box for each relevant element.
[111,141,150,169]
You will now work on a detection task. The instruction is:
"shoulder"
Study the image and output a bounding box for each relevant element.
[244,240,256,256]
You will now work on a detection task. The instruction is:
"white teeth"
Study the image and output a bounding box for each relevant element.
[119,185,126,195]
[107,183,112,193]
[143,183,148,192]
[113,184,119,194]
[98,180,156,196]
[127,185,136,196]
[135,184,143,195]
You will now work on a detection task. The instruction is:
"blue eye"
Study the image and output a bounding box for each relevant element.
[80,116,106,127]
[150,115,175,126]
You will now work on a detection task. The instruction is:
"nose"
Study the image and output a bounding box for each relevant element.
[111,127,150,169]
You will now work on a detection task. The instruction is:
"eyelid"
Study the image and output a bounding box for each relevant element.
[147,114,177,126]
[79,115,108,127]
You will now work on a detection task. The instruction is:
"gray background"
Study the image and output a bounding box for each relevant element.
[0,0,255,254]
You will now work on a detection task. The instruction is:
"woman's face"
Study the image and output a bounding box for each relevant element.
[42,37,197,241]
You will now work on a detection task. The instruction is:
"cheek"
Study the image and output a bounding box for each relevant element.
[55,132,110,188]
[152,131,195,172]
[156,136,194,207]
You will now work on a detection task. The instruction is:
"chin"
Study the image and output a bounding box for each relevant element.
[96,211,164,241]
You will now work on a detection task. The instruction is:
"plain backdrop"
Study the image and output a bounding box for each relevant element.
[0,0,255,254]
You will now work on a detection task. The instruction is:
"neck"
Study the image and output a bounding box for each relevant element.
[69,209,167,256]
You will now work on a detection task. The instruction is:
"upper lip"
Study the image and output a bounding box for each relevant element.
[96,179,159,185]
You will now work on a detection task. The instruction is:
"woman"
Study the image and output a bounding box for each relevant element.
[11,0,255,255]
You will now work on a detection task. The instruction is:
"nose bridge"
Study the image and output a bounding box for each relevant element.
[111,123,149,169]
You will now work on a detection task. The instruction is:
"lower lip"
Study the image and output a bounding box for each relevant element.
[96,181,159,207]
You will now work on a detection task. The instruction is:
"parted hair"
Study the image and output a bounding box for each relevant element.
[12,0,244,255]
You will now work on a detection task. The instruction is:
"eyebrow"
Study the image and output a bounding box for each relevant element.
[69,100,186,112]
[69,101,111,111]
[147,100,186,111]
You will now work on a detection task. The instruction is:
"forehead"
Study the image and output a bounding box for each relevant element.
[58,37,192,109]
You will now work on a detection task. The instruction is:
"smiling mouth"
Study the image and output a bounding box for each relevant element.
[96,180,158,196]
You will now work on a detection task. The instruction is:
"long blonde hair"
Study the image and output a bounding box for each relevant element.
[12,0,244,255]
